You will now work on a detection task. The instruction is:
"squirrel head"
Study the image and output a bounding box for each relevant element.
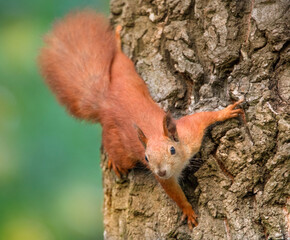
[136,113,187,179]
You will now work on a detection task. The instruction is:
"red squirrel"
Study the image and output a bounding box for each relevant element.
[39,10,244,229]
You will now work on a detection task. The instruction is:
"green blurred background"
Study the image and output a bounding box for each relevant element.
[0,1,110,239]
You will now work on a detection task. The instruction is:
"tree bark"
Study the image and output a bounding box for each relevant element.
[102,0,290,239]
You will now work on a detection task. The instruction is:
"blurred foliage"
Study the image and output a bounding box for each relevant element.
[0,1,109,239]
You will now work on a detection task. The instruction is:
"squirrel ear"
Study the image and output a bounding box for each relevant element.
[163,112,179,142]
[134,124,147,149]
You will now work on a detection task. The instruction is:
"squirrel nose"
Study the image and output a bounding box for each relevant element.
[157,169,166,177]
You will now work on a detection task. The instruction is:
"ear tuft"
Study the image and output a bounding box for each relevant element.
[134,124,147,149]
[163,112,179,142]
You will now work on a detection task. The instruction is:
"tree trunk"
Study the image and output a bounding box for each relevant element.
[102,0,290,239]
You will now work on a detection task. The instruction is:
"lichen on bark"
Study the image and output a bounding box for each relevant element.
[103,0,290,239]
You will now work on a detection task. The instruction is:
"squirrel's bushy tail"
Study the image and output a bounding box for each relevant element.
[39,10,116,122]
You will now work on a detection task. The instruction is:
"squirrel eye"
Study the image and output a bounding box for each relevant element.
[170,146,176,155]
[145,155,149,162]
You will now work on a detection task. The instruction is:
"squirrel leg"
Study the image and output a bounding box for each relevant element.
[103,129,135,177]
[157,176,198,229]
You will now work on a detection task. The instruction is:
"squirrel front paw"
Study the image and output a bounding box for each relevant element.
[181,204,198,230]
[220,99,244,121]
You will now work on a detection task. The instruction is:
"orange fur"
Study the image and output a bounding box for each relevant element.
[39,10,244,229]
[39,10,116,121]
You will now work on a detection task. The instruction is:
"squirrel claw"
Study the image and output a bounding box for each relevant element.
[181,206,198,230]
[112,164,122,178]
[228,99,243,110]
[108,158,113,170]
[232,98,244,107]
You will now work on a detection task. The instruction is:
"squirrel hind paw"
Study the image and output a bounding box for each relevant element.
[115,25,122,34]
[108,158,129,178]
[115,25,122,50]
